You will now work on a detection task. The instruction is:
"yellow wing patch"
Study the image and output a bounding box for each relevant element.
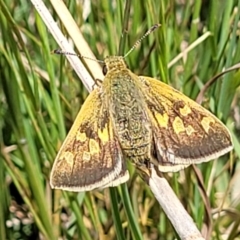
[201,116,215,133]
[155,113,169,128]
[76,132,87,142]
[172,117,185,135]
[179,105,192,116]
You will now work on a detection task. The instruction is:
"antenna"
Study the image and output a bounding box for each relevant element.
[52,49,104,64]
[123,23,161,59]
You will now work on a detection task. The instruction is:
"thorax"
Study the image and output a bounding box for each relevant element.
[102,68,152,161]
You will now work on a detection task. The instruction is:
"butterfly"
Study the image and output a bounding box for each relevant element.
[50,25,232,192]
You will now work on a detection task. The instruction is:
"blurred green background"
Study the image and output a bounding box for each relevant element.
[0,0,240,239]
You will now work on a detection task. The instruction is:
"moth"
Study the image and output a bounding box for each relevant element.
[50,25,233,192]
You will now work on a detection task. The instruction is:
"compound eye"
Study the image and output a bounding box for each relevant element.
[102,64,108,75]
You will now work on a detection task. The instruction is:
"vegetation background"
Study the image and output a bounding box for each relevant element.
[0,0,240,239]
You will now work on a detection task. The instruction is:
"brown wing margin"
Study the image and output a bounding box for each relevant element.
[50,88,129,191]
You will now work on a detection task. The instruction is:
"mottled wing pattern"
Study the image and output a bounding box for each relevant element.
[140,76,233,172]
[50,88,129,191]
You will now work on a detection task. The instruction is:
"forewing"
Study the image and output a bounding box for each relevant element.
[50,88,129,191]
[140,76,233,172]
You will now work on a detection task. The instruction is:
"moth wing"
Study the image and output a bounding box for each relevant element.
[140,76,233,172]
[50,88,129,191]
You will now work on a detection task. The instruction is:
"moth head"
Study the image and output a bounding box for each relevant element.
[103,56,127,75]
